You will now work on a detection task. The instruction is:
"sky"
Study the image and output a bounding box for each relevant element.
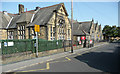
[118,2,120,27]
[0,2,119,29]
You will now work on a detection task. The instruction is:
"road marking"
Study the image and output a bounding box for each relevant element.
[5,43,108,72]
[46,62,50,69]
[20,63,50,72]
[77,53,82,55]
[65,57,71,61]
[6,62,43,72]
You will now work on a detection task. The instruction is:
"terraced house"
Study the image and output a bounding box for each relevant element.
[73,19,95,41]
[4,3,71,40]
[94,22,99,42]
[94,22,103,42]
[98,25,103,41]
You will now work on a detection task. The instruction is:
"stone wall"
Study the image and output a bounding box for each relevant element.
[2,45,82,64]
[0,29,7,40]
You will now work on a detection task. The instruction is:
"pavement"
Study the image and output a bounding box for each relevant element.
[2,42,109,73]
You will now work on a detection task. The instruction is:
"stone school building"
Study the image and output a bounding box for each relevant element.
[1,3,72,41]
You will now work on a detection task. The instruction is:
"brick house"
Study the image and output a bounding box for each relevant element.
[6,3,71,41]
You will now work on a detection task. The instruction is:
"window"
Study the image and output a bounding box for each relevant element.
[31,28,36,39]
[68,29,70,35]
[8,31,13,39]
[51,26,53,40]
[53,27,55,40]
[68,29,70,40]
[18,25,25,39]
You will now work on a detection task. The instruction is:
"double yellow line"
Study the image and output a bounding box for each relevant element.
[19,57,71,72]
[20,63,50,72]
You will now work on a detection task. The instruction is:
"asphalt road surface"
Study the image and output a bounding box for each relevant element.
[14,42,120,73]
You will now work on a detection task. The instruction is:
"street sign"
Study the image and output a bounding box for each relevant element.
[34,24,40,57]
[98,35,99,37]
[34,24,40,32]
[79,41,81,44]
[90,40,93,44]
[81,36,86,40]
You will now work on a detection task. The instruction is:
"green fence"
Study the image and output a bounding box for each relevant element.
[38,40,63,52]
[0,39,63,55]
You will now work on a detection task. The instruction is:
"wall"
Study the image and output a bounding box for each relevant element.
[0,29,7,40]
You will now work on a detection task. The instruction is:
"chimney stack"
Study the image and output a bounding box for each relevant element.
[19,4,24,14]
[35,7,40,11]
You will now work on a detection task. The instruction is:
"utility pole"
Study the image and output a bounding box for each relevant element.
[71,0,73,53]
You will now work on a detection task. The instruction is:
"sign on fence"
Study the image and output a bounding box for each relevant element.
[79,41,81,44]
[4,42,7,47]
[56,41,59,45]
[90,40,93,44]
[81,36,86,40]
[8,42,14,46]
[0,42,1,48]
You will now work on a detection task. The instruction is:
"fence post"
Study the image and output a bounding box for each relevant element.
[63,40,66,52]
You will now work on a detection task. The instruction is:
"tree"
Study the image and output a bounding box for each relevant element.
[103,25,120,40]
[110,26,118,37]
[117,27,120,37]
[103,25,111,37]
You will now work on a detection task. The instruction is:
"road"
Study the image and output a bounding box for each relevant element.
[14,42,120,73]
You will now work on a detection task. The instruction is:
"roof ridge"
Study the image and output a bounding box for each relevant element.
[24,3,63,13]
[40,3,63,10]
[79,21,91,23]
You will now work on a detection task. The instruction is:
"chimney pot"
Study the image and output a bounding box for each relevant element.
[35,7,40,11]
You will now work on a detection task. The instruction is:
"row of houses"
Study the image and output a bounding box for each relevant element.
[0,3,103,42]
[73,19,103,42]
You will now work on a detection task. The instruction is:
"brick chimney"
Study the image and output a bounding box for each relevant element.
[19,4,24,14]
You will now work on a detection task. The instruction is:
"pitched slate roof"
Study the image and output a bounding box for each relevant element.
[79,21,92,33]
[28,3,64,27]
[73,22,90,36]
[7,12,33,29]
[0,12,11,29]
[6,3,67,29]
[16,12,33,23]
[94,23,97,31]
[98,25,101,32]
[8,15,20,29]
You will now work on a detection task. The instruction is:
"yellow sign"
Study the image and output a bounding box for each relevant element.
[34,24,40,32]
[98,35,99,37]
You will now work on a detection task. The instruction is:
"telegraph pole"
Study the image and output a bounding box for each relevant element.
[71,0,73,53]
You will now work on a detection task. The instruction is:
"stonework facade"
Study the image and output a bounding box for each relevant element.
[0,29,7,40]
[5,3,71,41]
